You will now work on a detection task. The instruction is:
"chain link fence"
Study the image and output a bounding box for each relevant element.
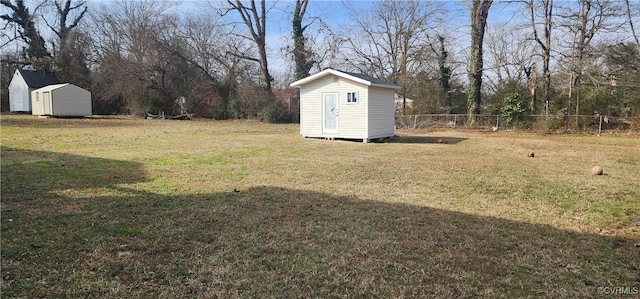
[395,114,638,133]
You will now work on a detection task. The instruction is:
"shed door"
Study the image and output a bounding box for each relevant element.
[323,93,338,134]
[43,92,51,115]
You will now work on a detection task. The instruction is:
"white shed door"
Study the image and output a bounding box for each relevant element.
[323,93,338,134]
[43,92,51,115]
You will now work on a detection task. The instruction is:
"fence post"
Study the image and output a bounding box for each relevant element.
[413,115,417,129]
[545,101,549,131]
[598,115,603,135]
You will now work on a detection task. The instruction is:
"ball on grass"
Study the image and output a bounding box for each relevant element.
[591,166,603,175]
[527,152,535,158]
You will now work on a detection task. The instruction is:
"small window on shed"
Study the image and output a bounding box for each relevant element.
[35,92,40,102]
[347,91,358,104]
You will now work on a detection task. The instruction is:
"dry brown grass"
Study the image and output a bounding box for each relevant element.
[1,114,639,298]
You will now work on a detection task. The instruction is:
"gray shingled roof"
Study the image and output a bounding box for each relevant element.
[18,69,60,89]
[339,70,396,86]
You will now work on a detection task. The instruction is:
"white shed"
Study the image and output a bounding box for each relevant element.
[8,69,60,112]
[290,69,399,143]
[31,83,92,117]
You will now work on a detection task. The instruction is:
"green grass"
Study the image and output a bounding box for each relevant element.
[1,114,639,298]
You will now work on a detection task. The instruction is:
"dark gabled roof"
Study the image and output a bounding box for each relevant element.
[339,70,396,86]
[18,69,60,89]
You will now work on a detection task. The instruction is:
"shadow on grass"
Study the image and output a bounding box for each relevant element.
[0,147,147,204]
[2,185,638,298]
[392,135,468,144]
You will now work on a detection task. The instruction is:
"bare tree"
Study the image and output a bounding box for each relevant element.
[89,1,177,114]
[344,1,439,78]
[528,0,553,114]
[1,0,50,65]
[46,0,87,47]
[342,0,440,114]
[557,0,624,117]
[292,0,313,80]
[46,0,89,87]
[225,0,273,95]
[158,15,255,118]
[624,0,639,46]
[484,21,535,93]
[466,0,492,123]
[411,33,460,114]
[301,20,347,73]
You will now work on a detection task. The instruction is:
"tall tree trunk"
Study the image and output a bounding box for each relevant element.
[529,0,553,115]
[624,0,639,47]
[542,0,552,114]
[467,0,493,124]
[571,0,594,119]
[529,66,537,113]
[227,0,273,95]
[257,36,271,92]
[400,31,408,115]
[50,0,89,86]
[292,0,312,80]
[437,35,452,112]
[50,0,88,50]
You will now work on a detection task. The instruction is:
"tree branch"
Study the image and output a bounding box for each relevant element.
[226,50,259,62]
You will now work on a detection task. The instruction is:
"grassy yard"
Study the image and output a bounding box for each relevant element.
[1,114,638,298]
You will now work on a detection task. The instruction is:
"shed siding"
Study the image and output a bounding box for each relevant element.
[336,79,368,139]
[8,72,30,112]
[367,86,396,138]
[52,86,92,116]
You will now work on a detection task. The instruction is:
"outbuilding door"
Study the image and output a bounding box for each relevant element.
[43,92,51,115]
[322,93,338,134]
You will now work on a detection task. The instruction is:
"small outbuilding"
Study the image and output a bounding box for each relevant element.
[31,83,92,117]
[394,94,415,111]
[8,69,60,113]
[290,69,399,143]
